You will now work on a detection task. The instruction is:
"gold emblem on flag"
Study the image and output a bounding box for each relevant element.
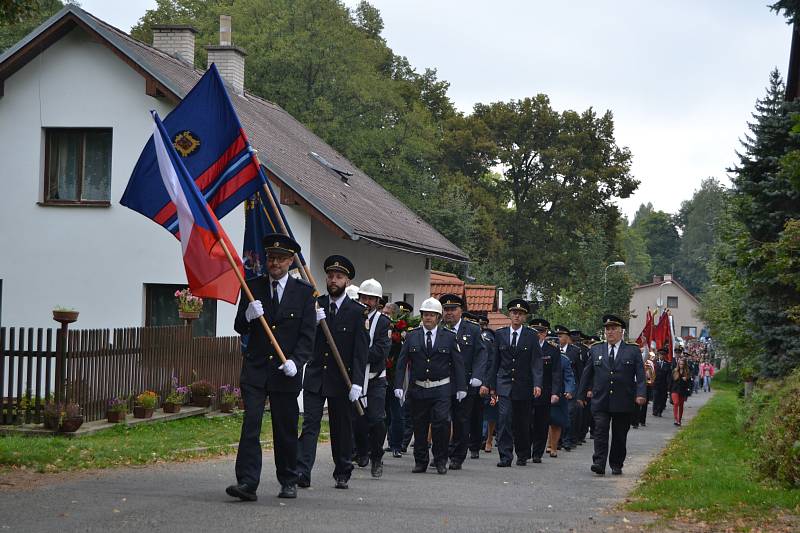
[173,130,201,157]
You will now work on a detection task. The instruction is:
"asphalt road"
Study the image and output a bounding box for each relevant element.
[1,392,711,533]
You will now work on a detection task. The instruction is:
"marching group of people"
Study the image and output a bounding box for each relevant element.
[225,232,700,502]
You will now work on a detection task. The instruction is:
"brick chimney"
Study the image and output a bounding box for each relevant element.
[151,24,197,66]
[663,273,673,281]
[205,15,246,96]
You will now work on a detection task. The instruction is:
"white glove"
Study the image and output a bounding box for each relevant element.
[456,391,467,402]
[394,389,404,401]
[469,378,482,387]
[245,300,263,322]
[348,384,362,403]
[279,360,297,377]
[315,307,326,323]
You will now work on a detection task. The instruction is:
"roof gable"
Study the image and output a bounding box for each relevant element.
[0,5,467,262]
[632,278,700,305]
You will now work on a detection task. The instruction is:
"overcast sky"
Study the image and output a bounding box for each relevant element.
[81,0,793,219]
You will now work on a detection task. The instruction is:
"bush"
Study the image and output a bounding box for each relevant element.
[752,369,800,487]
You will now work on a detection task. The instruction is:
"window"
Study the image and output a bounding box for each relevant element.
[403,293,415,310]
[145,284,217,337]
[43,128,112,205]
[681,326,697,338]
[666,296,678,308]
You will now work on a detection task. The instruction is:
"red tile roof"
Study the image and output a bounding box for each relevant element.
[430,270,464,300]
[464,284,496,312]
[487,311,511,331]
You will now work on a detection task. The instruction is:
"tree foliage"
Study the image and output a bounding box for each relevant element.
[0,0,63,52]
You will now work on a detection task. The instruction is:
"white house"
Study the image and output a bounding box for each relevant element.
[0,6,467,336]
[629,274,707,340]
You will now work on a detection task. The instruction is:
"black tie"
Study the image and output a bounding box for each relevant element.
[329,301,337,319]
[512,331,518,349]
[609,345,616,366]
[271,280,280,310]
[426,330,433,354]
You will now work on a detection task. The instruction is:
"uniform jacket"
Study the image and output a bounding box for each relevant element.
[234,275,316,393]
[653,359,673,389]
[488,326,543,400]
[452,320,488,396]
[394,324,467,400]
[366,311,392,378]
[533,339,563,405]
[578,342,646,413]
[564,344,583,387]
[560,353,576,397]
[303,294,369,397]
[481,327,496,388]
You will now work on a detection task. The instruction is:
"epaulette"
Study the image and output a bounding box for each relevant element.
[441,326,456,335]
[294,277,314,289]
[410,325,422,331]
[547,340,558,347]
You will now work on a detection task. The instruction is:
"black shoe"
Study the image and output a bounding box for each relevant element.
[496,460,511,467]
[278,484,297,498]
[674,421,680,426]
[412,463,427,473]
[641,422,646,427]
[334,478,349,489]
[400,446,408,453]
[226,484,258,502]
[384,446,392,452]
[516,458,527,466]
[356,455,369,468]
[392,449,402,458]
[448,461,462,470]
[631,424,639,429]
[531,456,542,464]
[371,460,383,478]
[470,450,480,459]
[590,464,605,476]
[436,462,447,475]
[563,446,572,452]
[611,467,622,476]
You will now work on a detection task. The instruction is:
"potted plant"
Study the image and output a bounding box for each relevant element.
[42,401,63,430]
[107,396,128,423]
[175,288,203,320]
[52,306,79,323]
[219,385,241,413]
[163,376,189,414]
[60,402,83,433]
[189,379,215,407]
[134,391,159,418]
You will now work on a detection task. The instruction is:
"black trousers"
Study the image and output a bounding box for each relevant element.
[530,401,551,459]
[497,396,531,464]
[592,410,631,470]
[653,385,668,415]
[580,403,593,438]
[401,398,414,449]
[297,390,354,481]
[564,398,579,446]
[449,393,480,463]
[411,395,451,466]
[353,377,388,461]
[468,393,485,453]
[236,384,298,490]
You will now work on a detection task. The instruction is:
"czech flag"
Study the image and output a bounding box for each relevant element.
[148,110,243,304]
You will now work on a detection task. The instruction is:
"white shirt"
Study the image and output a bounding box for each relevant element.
[423,325,438,347]
[452,319,462,336]
[329,291,348,311]
[510,325,523,346]
[608,340,622,358]
[269,272,289,303]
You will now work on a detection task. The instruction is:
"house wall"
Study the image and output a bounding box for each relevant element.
[629,284,706,340]
[0,28,247,334]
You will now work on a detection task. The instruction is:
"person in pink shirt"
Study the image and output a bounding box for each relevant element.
[699,361,715,392]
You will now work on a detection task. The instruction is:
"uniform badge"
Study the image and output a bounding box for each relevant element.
[173,130,201,157]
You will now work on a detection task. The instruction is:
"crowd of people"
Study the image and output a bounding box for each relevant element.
[225,232,711,502]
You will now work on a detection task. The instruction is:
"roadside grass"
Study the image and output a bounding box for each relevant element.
[0,413,328,473]
[626,382,800,527]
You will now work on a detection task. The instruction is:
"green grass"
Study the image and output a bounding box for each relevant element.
[626,382,800,524]
[0,413,328,473]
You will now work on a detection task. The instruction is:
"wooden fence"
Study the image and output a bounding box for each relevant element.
[1,325,241,424]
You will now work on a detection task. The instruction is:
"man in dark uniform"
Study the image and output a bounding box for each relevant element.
[560,328,584,451]
[439,295,488,470]
[652,347,671,417]
[297,255,368,489]
[578,315,646,476]
[393,298,467,474]
[488,299,543,467]
[227,234,316,501]
[352,278,392,477]
[395,301,417,454]
[529,319,562,463]
[578,335,597,442]
[477,312,498,454]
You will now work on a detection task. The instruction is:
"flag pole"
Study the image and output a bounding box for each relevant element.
[217,237,289,365]
[252,152,363,416]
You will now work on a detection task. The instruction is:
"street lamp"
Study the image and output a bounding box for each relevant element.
[657,280,673,309]
[603,261,626,310]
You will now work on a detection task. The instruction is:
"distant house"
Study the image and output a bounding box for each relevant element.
[0,6,467,335]
[629,274,707,340]
[429,270,510,330]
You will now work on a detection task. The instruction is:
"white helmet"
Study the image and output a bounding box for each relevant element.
[357,278,383,298]
[345,284,360,300]
[419,297,443,315]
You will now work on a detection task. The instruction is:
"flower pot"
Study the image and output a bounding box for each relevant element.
[43,413,61,430]
[163,402,182,414]
[220,402,235,413]
[107,410,126,423]
[60,415,84,433]
[52,310,79,323]
[191,395,213,408]
[178,310,200,320]
[133,406,155,418]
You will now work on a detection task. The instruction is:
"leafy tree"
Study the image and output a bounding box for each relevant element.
[0,0,63,52]
[617,217,651,284]
[630,203,680,280]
